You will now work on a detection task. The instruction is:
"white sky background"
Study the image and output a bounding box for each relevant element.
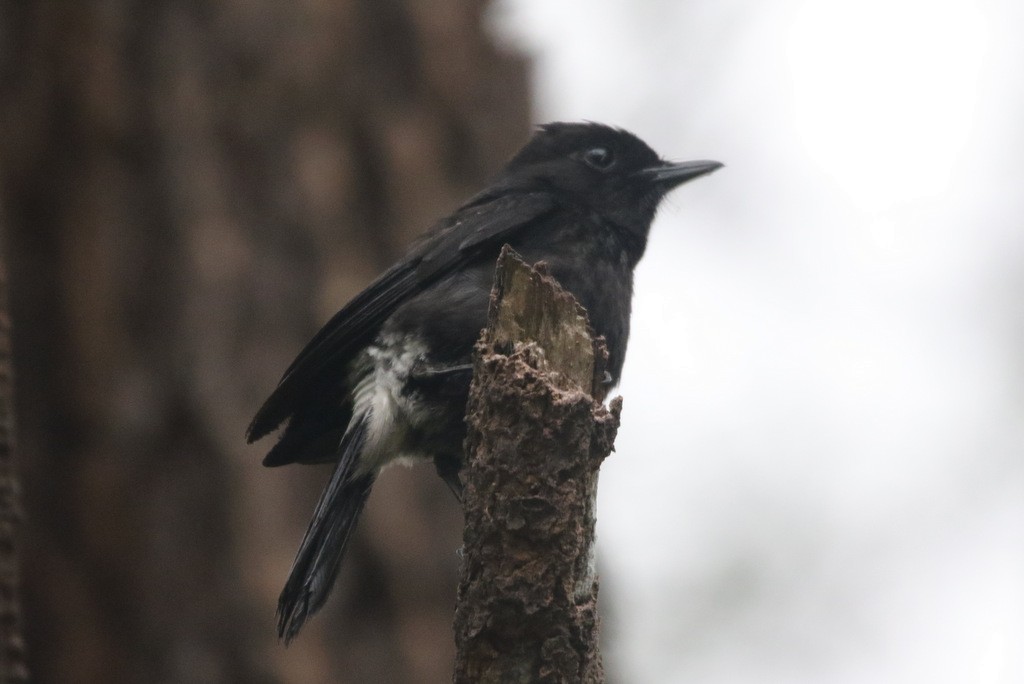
[490,1,1024,682]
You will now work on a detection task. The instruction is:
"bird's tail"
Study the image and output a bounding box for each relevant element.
[278,415,374,643]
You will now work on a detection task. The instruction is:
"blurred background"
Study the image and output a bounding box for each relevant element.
[1,0,1022,682]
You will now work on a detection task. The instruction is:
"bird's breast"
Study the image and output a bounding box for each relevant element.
[513,219,636,383]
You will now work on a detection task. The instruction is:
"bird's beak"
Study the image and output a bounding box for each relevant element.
[641,159,723,189]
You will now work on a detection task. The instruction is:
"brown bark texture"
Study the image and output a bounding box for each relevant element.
[0,234,29,684]
[453,247,620,684]
[0,2,529,683]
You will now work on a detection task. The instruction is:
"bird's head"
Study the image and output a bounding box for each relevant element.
[497,121,721,249]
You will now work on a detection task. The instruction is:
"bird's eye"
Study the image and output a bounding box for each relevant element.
[582,146,615,170]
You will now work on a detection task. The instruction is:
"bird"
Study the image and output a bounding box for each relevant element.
[248,121,721,641]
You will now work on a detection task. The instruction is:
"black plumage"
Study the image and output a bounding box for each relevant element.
[248,122,721,641]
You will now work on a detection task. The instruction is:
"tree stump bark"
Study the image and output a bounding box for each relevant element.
[453,246,621,684]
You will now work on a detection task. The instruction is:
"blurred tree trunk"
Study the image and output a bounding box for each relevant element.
[0,1,529,682]
[0,231,29,683]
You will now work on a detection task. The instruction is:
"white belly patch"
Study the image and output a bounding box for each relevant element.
[348,332,430,474]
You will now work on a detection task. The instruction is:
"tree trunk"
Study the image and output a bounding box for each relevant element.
[0,230,29,684]
[0,2,529,682]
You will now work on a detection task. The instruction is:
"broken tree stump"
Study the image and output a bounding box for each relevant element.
[453,245,622,684]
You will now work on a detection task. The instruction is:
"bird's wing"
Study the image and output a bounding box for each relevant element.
[412,190,555,280]
[246,191,557,443]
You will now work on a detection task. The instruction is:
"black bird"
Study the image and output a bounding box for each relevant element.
[248,122,721,641]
